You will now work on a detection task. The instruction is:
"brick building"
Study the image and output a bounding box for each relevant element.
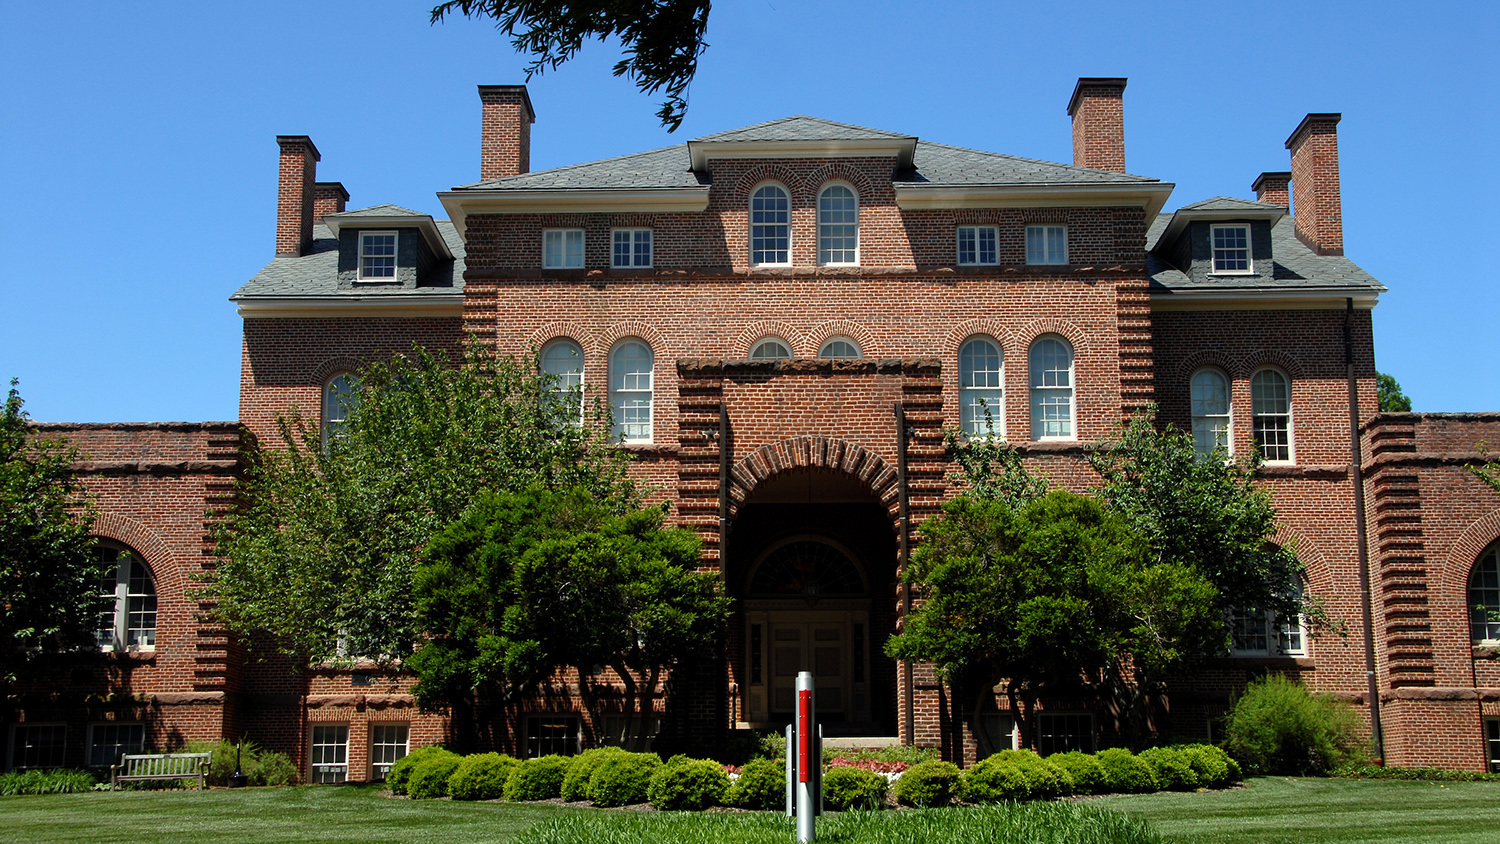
[10,78,1500,778]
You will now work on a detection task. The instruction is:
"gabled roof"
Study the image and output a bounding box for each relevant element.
[691,115,915,143]
[1153,196,1287,248]
[454,146,701,192]
[322,204,454,259]
[1175,196,1284,212]
[325,203,427,217]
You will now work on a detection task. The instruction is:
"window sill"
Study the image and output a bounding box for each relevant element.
[1208,271,1256,278]
[1472,645,1500,660]
[1209,655,1314,669]
[103,648,157,663]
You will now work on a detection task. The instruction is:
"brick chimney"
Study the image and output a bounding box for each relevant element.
[1067,77,1128,173]
[479,85,536,181]
[1285,113,1343,255]
[313,182,349,221]
[1252,171,1291,207]
[275,135,320,256]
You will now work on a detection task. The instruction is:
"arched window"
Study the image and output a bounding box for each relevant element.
[1251,368,1292,463]
[95,543,156,651]
[1190,368,1232,457]
[750,539,866,598]
[610,340,654,443]
[1469,542,1500,643]
[322,372,358,444]
[818,337,862,359]
[750,337,792,359]
[959,336,1004,437]
[541,339,584,422]
[1230,578,1306,657]
[818,184,859,265]
[1029,335,1074,440]
[750,184,790,266]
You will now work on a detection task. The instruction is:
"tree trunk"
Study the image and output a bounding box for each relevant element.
[609,659,639,751]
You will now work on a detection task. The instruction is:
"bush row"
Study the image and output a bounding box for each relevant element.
[0,769,100,796]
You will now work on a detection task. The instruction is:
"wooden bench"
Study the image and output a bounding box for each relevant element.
[111,752,212,790]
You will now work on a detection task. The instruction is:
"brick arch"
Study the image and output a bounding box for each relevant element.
[809,320,877,358]
[1016,318,1090,357]
[527,321,598,357]
[1235,349,1305,381]
[91,511,184,598]
[1437,508,1500,597]
[598,321,668,354]
[734,167,806,203]
[943,319,1016,360]
[1167,350,1237,390]
[806,163,877,201]
[728,436,900,520]
[1269,524,1333,594]
[310,357,366,386]
[733,320,806,358]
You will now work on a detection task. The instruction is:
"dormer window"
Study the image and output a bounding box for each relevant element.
[1211,224,1252,274]
[358,232,397,279]
[544,229,585,269]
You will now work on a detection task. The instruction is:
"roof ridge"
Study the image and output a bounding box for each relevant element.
[691,114,915,142]
[333,203,428,215]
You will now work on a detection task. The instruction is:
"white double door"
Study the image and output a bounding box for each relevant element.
[746,609,870,726]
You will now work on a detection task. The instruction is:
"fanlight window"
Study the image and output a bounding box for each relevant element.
[750,540,866,598]
[1470,542,1500,643]
[819,337,862,359]
[750,338,792,359]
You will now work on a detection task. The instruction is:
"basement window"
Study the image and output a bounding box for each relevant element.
[1036,712,1095,754]
[358,231,397,280]
[1211,224,1252,274]
[310,724,349,784]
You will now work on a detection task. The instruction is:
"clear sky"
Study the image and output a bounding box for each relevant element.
[2,0,1495,422]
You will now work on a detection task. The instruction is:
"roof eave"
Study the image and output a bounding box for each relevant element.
[232,293,465,319]
[1158,204,1288,247]
[438,187,712,237]
[894,182,1175,218]
[1150,286,1382,312]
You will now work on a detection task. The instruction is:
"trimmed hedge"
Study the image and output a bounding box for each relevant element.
[407,753,464,799]
[730,757,784,810]
[1180,744,1238,788]
[1049,751,1107,795]
[506,755,572,801]
[448,752,521,801]
[648,758,730,811]
[1136,747,1198,792]
[1096,748,1158,794]
[388,746,457,796]
[561,747,627,802]
[893,760,961,808]
[822,766,888,811]
[963,750,1070,803]
[588,752,661,807]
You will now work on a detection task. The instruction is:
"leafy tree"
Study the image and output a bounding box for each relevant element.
[432,0,711,132]
[0,380,107,681]
[1377,372,1412,413]
[944,428,1049,510]
[411,486,728,750]
[206,344,633,664]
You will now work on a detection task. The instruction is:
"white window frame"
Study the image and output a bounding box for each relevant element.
[1468,541,1500,644]
[8,723,66,771]
[1028,335,1075,441]
[1250,367,1294,464]
[543,228,586,269]
[1486,718,1500,774]
[818,337,863,359]
[96,543,156,652]
[978,712,1021,758]
[611,228,653,269]
[358,231,398,281]
[609,339,654,444]
[750,183,791,267]
[87,722,146,768]
[817,183,860,266]
[959,336,1004,438]
[1210,223,1254,275]
[957,225,999,266]
[369,723,410,782]
[540,339,585,424]
[1190,368,1233,459]
[1230,577,1307,657]
[749,337,793,360]
[1025,225,1068,266]
[309,723,349,784]
[1035,712,1096,755]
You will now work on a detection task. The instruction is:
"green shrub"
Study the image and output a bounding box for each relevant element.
[180,739,300,788]
[892,760,960,807]
[560,747,627,802]
[963,750,1070,803]
[407,753,464,799]
[1136,747,1199,791]
[1333,764,1500,782]
[256,751,301,786]
[648,758,730,811]
[0,769,99,796]
[822,765,888,811]
[388,746,456,796]
[588,752,661,807]
[506,755,572,801]
[729,757,784,810]
[1177,744,1236,788]
[1225,674,1365,776]
[448,752,521,801]
[1048,751,1107,795]
[1096,748,1158,794]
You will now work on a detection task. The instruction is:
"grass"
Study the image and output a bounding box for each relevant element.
[1099,776,1500,844]
[3,777,1500,844]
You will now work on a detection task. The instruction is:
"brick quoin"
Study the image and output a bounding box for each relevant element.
[14,78,1500,778]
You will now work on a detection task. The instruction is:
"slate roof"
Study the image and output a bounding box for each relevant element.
[895,141,1160,187]
[454,145,704,191]
[230,221,465,300]
[692,115,914,143]
[323,203,428,218]
[1173,196,1285,212]
[1147,212,1384,294]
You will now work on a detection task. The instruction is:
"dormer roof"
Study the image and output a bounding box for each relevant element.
[322,204,454,260]
[1152,196,1287,251]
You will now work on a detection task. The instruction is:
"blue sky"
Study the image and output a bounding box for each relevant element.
[2,0,1495,421]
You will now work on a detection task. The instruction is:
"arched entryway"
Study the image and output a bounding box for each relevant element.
[727,465,899,737]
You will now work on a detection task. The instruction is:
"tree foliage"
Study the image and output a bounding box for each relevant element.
[431,0,711,132]
[1376,372,1412,413]
[944,428,1049,510]
[0,379,105,680]
[411,486,729,750]
[206,343,634,664]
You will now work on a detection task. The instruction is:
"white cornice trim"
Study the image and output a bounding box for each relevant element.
[322,214,453,260]
[438,188,711,236]
[894,182,1176,219]
[234,295,464,319]
[1157,204,1286,246]
[1151,289,1379,311]
[687,138,917,170]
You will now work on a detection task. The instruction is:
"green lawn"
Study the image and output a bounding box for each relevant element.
[2,778,1499,844]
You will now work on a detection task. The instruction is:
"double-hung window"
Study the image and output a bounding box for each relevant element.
[959,337,1004,436]
[1251,369,1292,463]
[96,545,156,651]
[1029,336,1074,440]
[543,229,585,269]
[751,185,790,265]
[370,725,409,781]
[1230,581,1306,657]
[1212,224,1252,273]
[612,228,653,268]
[1190,369,1232,458]
[88,723,145,768]
[9,724,66,770]
[1468,541,1500,643]
[818,185,859,265]
[1025,225,1067,265]
[358,232,397,280]
[957,225,998,265]
[610,340,654,443]
[541,340,584,423]
[310,724,349,784]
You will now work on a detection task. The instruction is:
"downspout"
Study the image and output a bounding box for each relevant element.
[1346,297,1385,762]
[895,403,915,745]
[719,404,731,729]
